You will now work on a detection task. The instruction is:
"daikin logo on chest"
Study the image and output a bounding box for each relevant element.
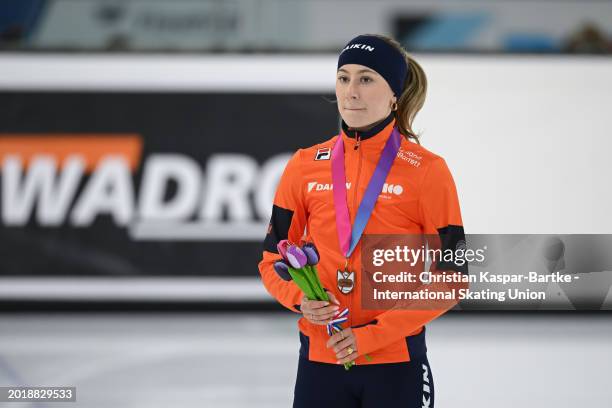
[307,182,351,192]
[307,181,403,196]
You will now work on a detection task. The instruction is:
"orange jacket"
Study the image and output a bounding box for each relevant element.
[258,115,465,364]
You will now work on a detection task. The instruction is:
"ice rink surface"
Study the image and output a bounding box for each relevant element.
[0,312,610,407]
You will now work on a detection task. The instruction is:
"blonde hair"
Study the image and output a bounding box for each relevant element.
[370,34,428,144]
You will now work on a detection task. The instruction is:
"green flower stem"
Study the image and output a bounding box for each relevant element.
[304,265,328,301]
[300,266,322,300]
[287,268,317,300]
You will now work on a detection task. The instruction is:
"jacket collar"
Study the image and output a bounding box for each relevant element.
[341,111,395,140]
[340,112,397,149]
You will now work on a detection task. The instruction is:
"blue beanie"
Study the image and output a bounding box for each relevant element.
[337,35,409,97]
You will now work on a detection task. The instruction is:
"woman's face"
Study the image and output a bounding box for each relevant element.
[336,64,396,129]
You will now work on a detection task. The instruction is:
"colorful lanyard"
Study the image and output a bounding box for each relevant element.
[331,127,402,259]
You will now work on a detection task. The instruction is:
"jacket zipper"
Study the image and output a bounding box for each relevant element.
[352,131,363,221]
[349,131,363,329]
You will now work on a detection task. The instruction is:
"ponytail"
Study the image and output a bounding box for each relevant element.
[371,34,427,144]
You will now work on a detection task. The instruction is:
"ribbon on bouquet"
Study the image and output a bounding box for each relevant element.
[326,307,349,336]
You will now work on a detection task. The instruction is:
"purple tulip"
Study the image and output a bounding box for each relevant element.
[286,245,308,269]
[302,243,320,265]
[273,261,292,281]
[277,239,290,261]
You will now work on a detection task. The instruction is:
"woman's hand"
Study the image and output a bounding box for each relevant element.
[326,327,358,365]
[300,290,341,326]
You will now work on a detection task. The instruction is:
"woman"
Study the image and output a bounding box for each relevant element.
[258,34,466,407]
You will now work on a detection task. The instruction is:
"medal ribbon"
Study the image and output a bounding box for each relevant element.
[331,127,402,258]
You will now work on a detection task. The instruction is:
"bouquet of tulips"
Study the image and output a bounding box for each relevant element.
[273,239,371,370]
[274,240,329,302]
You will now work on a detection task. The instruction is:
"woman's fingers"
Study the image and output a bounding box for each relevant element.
[300,293,342,325]
[313,310,340,321]
[307,299,333,309]
[325,328,359,364]
[332,337,356,357]
[337,349,359,365]
[313,304,340,316]
[325,290,341,306]
[302,301,339,316]
[301,306,340,325]
[303,309,340,325]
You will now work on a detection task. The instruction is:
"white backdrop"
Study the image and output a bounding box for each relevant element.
[416,56,612,234]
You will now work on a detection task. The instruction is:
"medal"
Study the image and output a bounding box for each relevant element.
[331,126,402,295]
[337,268,355,294]
[337,259,355,294]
